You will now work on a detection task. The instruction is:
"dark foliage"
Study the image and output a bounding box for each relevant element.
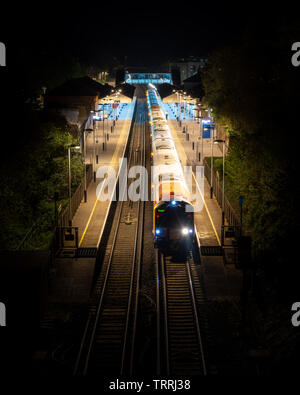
[202,19,300,298]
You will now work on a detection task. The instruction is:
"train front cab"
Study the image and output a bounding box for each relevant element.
[153,199,194,255]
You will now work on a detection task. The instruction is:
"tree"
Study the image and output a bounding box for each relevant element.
[0,111,83,249]
[201,20,300,295]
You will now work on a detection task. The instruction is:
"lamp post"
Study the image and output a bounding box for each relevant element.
[199,117,203,164]
[67,145,81,226]
[210,115,215,199]
[173,90,179,121]
[179,92,182,125]
[116,90,121,121]
[201,119,204,163]
[101,99,106,151]
[116,99,119,121]
[196,107,202,162]
[111,90,116,123]
[214,139,226,244]
[112,90,117,123]
[84,128,93,202]
[210,128,214,198]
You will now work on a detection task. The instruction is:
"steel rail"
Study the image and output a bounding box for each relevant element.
[129,109,146,376]
[121,111,145,375]
[74,101,144,376]
[158,249,207,376]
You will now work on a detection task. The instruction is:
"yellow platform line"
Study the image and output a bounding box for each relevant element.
[78,121,129,247]
[192,172,221,246]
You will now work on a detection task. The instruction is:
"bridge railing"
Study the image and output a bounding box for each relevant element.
[57,164,93,228]
[16,164,93,253]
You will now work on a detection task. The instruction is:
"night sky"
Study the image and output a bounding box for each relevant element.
[3,5,297,67]
[1,5,298,154]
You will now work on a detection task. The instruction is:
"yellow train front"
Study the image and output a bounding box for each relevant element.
[154,198,194,254]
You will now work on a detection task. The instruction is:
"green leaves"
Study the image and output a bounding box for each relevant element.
[0,117,83,249]
[202,35,299,268]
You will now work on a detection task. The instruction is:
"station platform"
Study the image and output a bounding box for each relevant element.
[167,116,242,300]
[49,99,136,307]
[72,100,135,248]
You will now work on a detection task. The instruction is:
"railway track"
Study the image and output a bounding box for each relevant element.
[74,92,209,377]
[74,101,146,376]
[156,247,207,376]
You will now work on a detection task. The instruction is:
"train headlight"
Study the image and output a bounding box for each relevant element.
[155,229,161,235]
[182,228,189,235]
[171,200,176,206]
[189,229,193,234]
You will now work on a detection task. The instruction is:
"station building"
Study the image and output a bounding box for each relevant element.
[45,76,135,131]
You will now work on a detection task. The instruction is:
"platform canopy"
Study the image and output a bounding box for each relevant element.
[98,83,136,104]
[157,84,198,104]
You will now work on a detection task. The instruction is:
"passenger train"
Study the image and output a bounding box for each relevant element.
[146,87,194,253]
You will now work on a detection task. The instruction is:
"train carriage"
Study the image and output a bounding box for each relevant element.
[147,87,194,253]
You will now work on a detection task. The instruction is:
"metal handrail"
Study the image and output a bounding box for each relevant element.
[203,158,240,227]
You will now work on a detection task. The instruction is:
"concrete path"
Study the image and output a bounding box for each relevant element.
[50,100,136,306]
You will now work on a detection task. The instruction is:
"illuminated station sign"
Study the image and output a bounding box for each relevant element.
[125,73,172,84]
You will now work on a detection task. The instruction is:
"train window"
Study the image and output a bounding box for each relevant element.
[158,146,171,150]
